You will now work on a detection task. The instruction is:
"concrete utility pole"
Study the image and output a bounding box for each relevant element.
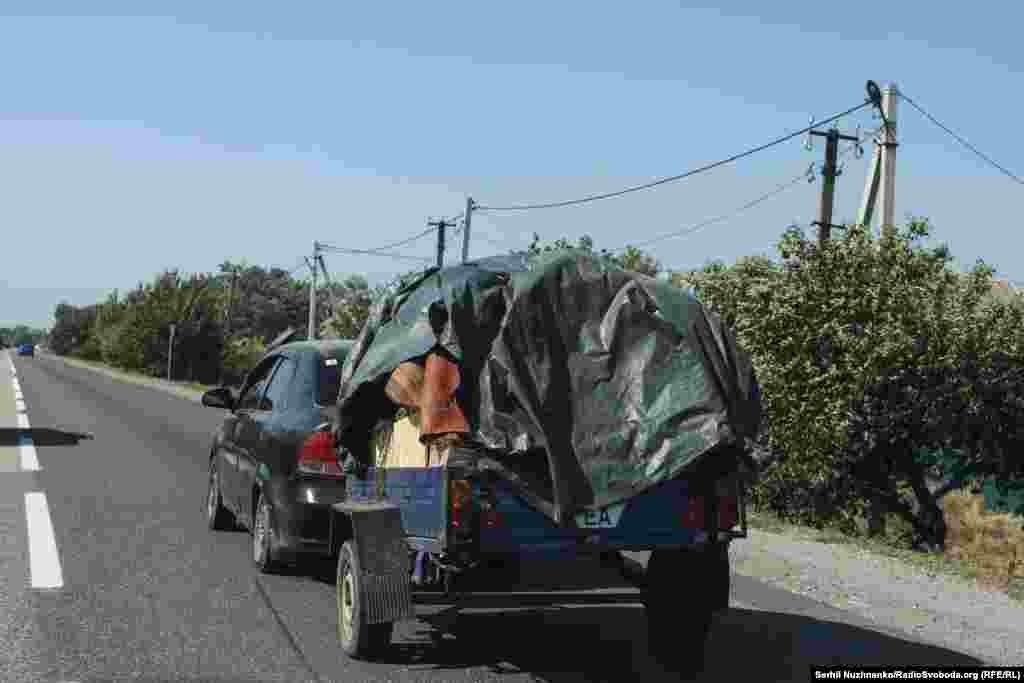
[461,197,474,264]
[428,217,457,269]
[810,126,860,246]
[307,242,319,340]
[878,82,899,237]
[857,80,899,234]
[167,323,176,381]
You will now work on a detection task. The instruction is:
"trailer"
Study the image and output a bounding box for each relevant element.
[323,249,762,668]
[326,442,749,666]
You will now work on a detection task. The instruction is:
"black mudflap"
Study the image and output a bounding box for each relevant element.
[334,502,415,625]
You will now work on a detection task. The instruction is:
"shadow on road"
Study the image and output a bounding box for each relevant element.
[379,604,982,683]
[303,556,983,682]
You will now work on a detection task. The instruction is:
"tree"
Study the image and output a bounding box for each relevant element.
[319,274,373,340]
[526,233,661,276]
[676,218,1024,549]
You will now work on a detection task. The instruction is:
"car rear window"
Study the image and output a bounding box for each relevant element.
[318,356,342,406]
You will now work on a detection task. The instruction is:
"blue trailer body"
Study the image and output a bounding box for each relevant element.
[343,464,743,562]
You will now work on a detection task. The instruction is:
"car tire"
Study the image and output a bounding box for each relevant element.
[252,492,283,573]
[336,540,394,660]
[206,461,236,531]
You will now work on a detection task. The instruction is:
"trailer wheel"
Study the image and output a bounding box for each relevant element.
[336,540,394,659]
[709,543,731,612]
[644,548,717,673]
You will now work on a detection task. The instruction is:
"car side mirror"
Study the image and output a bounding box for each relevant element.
[202,386,236,410]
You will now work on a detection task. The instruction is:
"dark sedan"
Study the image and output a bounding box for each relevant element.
[202,338,353,572]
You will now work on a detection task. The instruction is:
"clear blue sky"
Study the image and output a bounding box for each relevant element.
[2,1,1021,329]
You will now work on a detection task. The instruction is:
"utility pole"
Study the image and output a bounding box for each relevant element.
[461,197,474,264]
[428,217,457,269]
[223,269,237,338]
[809,126,860,245]
[167,323,176,382]
[878,82,899,237]
[857,80,899,234]
[307,242,319,340]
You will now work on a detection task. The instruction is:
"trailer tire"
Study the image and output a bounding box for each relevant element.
[710,543,731,612]
[644,548,715,673]
[336,540,394,660]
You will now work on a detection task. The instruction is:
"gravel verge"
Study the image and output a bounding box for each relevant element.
[731,527,1024,665]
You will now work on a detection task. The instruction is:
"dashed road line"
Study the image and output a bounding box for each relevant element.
[6,353,63,589]
[19,438,40,472]
[25,491,63,589]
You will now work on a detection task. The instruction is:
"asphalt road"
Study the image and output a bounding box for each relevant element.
[0,350,986,683]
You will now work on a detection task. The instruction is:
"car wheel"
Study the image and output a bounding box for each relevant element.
[252,492,283,573]
[337,540,394,659]
[206,461,236,531]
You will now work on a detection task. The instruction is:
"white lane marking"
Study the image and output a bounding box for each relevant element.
[17,413,29,428]
[16,399,26,413]
[19,440,40,472]
[25,492,64,589]
[14,391,23,400]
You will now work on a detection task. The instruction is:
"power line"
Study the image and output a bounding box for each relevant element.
[899,90,1024,187]
[475,100,873,212]
[317,243,434,263]
[618,129,878,252]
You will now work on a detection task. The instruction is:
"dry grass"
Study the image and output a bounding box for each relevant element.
[943,491,1024,596]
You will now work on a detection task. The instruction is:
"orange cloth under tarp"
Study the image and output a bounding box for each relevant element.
[419,352,469,437]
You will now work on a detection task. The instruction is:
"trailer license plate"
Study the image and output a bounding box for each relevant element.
[576,502,625,529]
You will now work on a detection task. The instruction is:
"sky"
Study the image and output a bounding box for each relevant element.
[1,1,1021,329]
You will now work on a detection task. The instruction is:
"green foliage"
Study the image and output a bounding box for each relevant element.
[319,274,373,340]
[0,325,47,348]
[677,218,1024,547]
[220,335,266,387]
[526,233,660,276]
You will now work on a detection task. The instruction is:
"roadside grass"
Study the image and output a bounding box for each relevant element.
[748,495,1024,603]
[61,353,217,395]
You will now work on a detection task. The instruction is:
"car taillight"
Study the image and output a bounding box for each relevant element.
[297,431,344,479]
[449,479,472,530]
[681,495,705,529]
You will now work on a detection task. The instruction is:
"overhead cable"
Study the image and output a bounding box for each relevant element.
[899,91,1024,187]
[618,128,878,252]
[475,100,873,212]
[317,243,434,264]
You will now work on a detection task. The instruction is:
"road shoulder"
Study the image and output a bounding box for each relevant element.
[731,527,1024,665]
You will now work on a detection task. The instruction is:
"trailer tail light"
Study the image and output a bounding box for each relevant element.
[449,478,472,530]
[481,506,504,529]
[297,431,344,479]
[682,495,705,529]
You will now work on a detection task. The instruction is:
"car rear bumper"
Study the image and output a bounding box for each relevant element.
[272,477,347,558]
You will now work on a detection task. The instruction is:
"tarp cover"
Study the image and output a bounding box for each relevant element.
[334,250,761,524]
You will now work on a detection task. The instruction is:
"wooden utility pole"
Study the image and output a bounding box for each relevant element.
[810,127,860,245]
[461,197,474,264]
[429,217,457,269]
[167,323,176,381]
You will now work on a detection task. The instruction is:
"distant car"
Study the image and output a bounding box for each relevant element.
[16,344,34,357]
[201,338,353,572]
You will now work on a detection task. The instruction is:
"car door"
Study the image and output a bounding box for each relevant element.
[231,355,281,521]
[237,354,298,521]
